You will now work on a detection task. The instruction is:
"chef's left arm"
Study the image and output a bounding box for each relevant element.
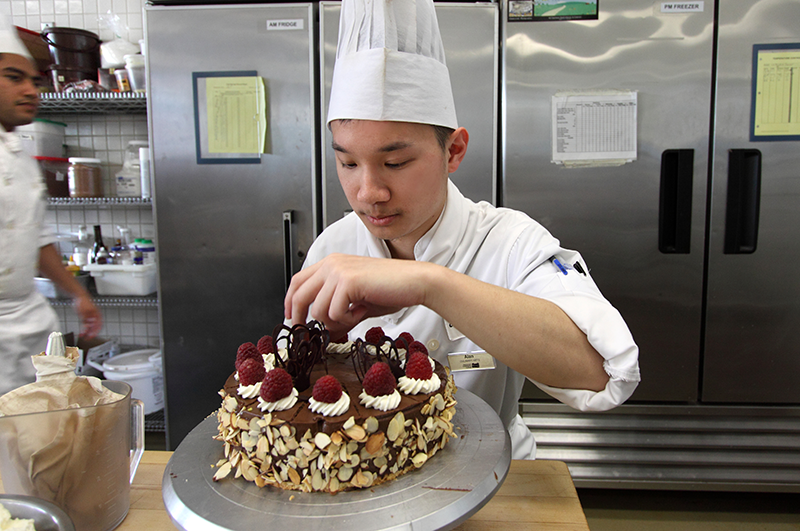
[37,244,102,338]
[428,248,640,412]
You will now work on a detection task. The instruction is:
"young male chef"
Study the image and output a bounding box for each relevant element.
[0,15,101,395]
[285,0,640,459]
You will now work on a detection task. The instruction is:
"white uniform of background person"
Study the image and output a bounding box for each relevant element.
[0,123,60,396]
[292,0,641,459]
[0,16,107,397]
[0,16,101,396]
[0,17,60,395]
[304,180,640,459]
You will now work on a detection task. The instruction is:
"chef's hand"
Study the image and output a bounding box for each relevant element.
[74,293,102,339]
[285,253,432,337]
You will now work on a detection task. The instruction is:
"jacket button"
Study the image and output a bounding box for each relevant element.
[426,339,440,352]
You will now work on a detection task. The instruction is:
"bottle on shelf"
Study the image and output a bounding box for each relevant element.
[112,226,134,265]
[91,225,110,264]
[134,238,156,265]
[73,225,90,267]
[116,140,149,198]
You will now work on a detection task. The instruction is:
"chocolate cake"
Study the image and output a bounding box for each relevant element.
[212,322,457,493]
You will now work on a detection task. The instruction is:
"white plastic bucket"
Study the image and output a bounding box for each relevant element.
[99,349,164,414]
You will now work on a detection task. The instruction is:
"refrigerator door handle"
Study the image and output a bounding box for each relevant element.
[283,210,294,291]
[724,149,762,254]
[658,149,694,254]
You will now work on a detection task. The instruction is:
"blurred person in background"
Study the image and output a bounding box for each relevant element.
[0,15,101,395]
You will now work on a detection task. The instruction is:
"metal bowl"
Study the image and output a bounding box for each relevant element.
[0,494,75,531]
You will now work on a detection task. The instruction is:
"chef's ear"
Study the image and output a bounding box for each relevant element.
[446,127,469,173]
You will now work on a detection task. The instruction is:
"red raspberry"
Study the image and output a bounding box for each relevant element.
[260,368,294,402]
[405,351,433,380]
[236,342,260,369]
[364,326,385,344]
[238,357,266,386]
[397,332,414,349]
[362,362,396,397]
[312,375,343,404]
[257,335,274,355]
[408,341,428,356]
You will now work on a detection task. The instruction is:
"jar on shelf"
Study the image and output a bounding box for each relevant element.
[67,157,103,198]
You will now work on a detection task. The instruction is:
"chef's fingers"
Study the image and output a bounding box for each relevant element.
[284,260,324,323]
[81,316,102,339]
[74,296,103,338]
[308,274,339,327]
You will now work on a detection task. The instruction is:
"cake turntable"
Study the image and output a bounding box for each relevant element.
[162,388,511,531]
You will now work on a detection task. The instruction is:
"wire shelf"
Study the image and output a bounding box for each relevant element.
[145,409,166,433]
[38,92,148,114]
[48,294,158,308]
[48,197,152,207]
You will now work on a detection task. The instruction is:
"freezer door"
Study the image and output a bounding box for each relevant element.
[503,1,714,401]
[703,0,800,403]
[319,2,499,228]
[145,4,318,448]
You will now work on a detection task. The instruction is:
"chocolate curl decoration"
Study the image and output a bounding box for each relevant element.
[352,335,406,383]
[271,321,330,392]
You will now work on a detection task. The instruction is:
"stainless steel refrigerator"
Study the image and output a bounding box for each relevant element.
[505,0,800,490]
[145,3,319,449]
[145,2,499,449]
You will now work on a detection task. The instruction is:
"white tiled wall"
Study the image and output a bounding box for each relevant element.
[1,0,145,45]
[3,0,159,348]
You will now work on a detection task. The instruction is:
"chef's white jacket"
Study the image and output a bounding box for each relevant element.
[0,124,60,395]
[303,180,640,458]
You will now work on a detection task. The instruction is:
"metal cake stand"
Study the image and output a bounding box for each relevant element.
[162,389,511,531]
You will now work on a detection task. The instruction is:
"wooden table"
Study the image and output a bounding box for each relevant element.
[1,451,589,530]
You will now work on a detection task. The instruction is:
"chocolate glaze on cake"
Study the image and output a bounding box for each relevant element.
[213,322,457,493]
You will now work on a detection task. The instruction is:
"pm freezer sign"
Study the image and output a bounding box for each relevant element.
[661,2,704,12]
[267,19,304,30]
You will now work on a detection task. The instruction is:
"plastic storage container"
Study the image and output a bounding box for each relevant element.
[95,349,164,414]
[16,119,66,158]
[34,156,70,197]
[34,273,89,298]
[134,238,156,265]
[124,54,145,92]
[83,262,157,295]
[139,147,151,199]
[115,140,149,197]
[68,157,103,197]
[114,68,130,92]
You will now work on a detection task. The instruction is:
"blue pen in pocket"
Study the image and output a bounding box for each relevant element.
[549,256,569,275]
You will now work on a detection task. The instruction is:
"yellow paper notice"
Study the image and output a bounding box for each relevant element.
[753,49,800,137]
[206,76,267,153]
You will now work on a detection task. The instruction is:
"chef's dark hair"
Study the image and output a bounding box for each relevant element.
[432,125,455,151]
[332,119,454,152]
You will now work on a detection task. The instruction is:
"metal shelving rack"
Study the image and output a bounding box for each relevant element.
[37,92,147,115]
[41,91,165,436]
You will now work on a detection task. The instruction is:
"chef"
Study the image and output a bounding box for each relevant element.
[284,0,640,459]
[0,14,101,395]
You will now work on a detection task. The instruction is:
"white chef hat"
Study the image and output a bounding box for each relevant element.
[0,14,33,61]
[327,0,458,129]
